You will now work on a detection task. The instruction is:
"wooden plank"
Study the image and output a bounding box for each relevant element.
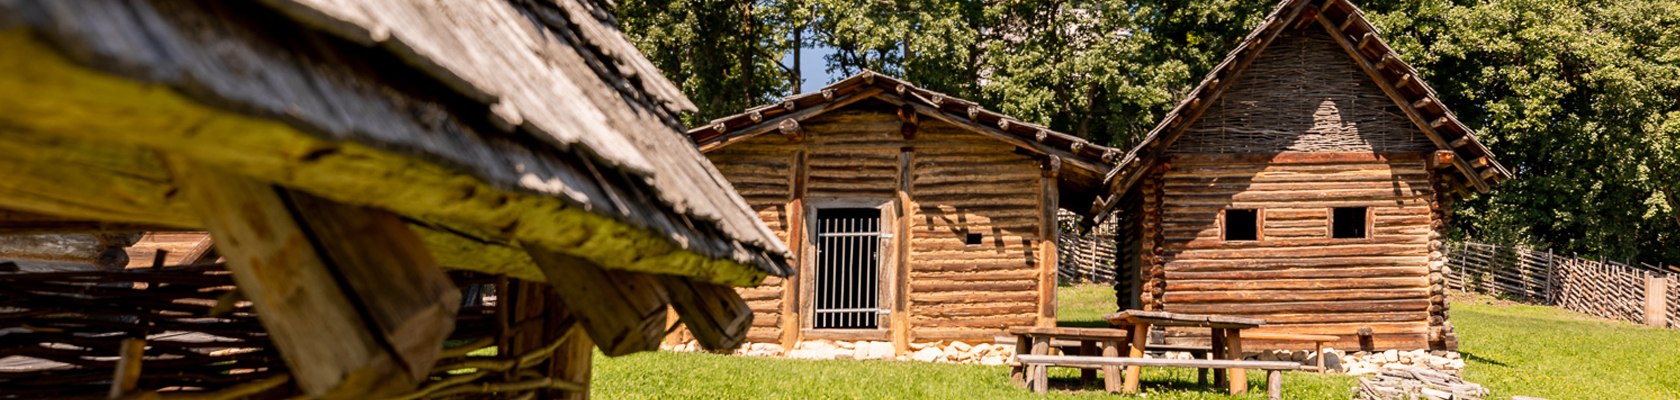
[1038,157,1060,327]
[893,149,914,354]
[169,160,459,397]
[530,249,671,357]
[660,275,752,351]
[1015,354,1301,370]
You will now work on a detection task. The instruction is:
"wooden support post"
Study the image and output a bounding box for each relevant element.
[1101,339,1121,393]
[530,249,670,357]
[1228,329,1247,395]
[892,148,914,355]
[1031,338,1050,392]
[170,161,459,398]
[1079,340,1098,385]
[1010,335,1031,387]
[108,338,145,399]
[781,198,804,350]
[1212,328,1227,387]
[1037,157,1062,327]
[549,325,594,400]
[1267,369,1282,400]
[1123,323,1148,393]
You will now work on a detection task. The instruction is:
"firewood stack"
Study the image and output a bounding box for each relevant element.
[1355,366,1488,400]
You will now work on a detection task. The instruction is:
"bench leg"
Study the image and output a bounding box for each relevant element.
[1011,335,1032,387]
[1227,329,1247,395]
[1211,329,1227,387]
[1315,342,1326,373]
[1031,364,1049,394]
[1123,323,1147,394]
[1079,340,1097,386]
[1101,340,1121,393]
[1267,369,1281,400]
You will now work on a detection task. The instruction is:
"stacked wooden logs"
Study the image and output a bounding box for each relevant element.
[1139,164,1169,311]
[1426,176,1455,349]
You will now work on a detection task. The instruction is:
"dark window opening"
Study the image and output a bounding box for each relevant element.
[813,208,881,329]
[1332,207,1369,239]
[1224,208,1259,241]
[965,232,984,245]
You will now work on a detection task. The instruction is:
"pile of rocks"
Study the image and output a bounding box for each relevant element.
[663,340,1014,365]
[1339,349,1465,376]
[1356,366,1488,400]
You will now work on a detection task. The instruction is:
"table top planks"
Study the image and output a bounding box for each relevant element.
[1103,310,1265,329]
[1005,326,1134,341]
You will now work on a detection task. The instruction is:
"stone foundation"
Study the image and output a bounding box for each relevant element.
[661,340,1016,365]
[664,341,1466,379]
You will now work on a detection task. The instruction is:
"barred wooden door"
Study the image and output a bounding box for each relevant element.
[813,208,882,329]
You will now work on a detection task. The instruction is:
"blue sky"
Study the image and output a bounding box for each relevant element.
[789,43,840,94]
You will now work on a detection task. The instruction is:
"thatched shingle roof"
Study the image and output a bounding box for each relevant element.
[0,0,790,283]
[1099,0,1512,215]
[693,71,1124,220]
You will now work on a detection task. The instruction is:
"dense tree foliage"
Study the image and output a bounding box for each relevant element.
[615,0,1680,264]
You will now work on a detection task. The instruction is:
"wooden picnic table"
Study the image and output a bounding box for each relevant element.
[1104,310,1265,395]
[1004,327,1131,390]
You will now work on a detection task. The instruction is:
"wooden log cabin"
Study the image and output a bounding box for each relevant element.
[690,72,1122,352]
[0,0,790,398]
[1096,0,1513,351]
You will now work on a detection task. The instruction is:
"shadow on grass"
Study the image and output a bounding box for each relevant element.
[1045,375,1224,394]
[1458,351,1508,368]
[1058,320,1113,328]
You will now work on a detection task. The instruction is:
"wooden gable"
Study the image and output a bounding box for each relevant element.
[1101,0,1513,216]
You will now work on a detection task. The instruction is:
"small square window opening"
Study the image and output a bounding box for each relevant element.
[1332,207,1369,239]
[965,232,984,245]
[1223,208,1258,241]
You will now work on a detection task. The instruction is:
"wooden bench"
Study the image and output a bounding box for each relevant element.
[1243,332,1341,372]
[1016,354,1300,400]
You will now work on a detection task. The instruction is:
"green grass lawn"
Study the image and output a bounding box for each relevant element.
[590,284,1680,399]
[1450,295,1680,399]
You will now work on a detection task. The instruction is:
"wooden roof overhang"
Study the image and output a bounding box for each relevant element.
[0,2,787,392]
[690,71,1124,221]
[1095,0,1513,218]
[0,0,789,285]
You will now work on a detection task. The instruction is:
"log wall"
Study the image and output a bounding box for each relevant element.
[705,106,1048,344]
[1154,153,1435,350]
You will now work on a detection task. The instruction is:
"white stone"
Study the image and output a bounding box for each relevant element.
[950,341,973,353]
[859,341,895,360]
[1383,349,1400,363]
[800,340,837,352]
[787,348,829,360]
[912,347,942,362]
[981,354,1007,365]
[837,340,856,350]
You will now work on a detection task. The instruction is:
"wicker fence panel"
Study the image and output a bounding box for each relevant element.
[0,265,510,399]
[1056,210,1118,284]
[1447,242,1676,328]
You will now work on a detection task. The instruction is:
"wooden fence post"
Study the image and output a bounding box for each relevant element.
[1645,272,1668,327]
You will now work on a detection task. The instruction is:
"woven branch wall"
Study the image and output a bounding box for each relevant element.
[1445,242,1678,329]
[0,266,567,399]
[1055,210,1118,284]
[1172,29,1435,154]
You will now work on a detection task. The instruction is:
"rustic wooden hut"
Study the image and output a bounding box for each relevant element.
[690,72,1121,352]
[1096,0,1512,351]
[0,0,788,398]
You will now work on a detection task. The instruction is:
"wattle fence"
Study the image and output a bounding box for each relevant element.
[1056,210,1118,284]
[1445,242,1679,329]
